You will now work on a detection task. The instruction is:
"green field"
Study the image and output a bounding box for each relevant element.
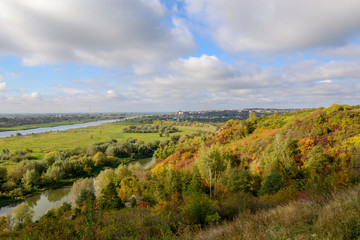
[0,118,109,132]
[0,120,216,155]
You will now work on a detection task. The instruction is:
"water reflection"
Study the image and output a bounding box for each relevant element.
[136,157,155,169]
[0,157,154,221]
[26,194,41,208]
[45,187,70,202]
[0,187,71,221]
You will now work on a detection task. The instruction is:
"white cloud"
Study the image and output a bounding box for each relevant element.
[318,80,333,84]
[23,92,42,101]
[170,55,234,79]
[0,0,195,66]
[185,0,360,53]
[287,61,360,83]
[2,54,360,112]
[0,82,7,91]
[127,55,360,110]
[106,90,117,99]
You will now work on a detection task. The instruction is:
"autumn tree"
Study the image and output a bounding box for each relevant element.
[70,178,94,205]
[94,169,116,195]
[196,144,227,198]
[93,152,106,166]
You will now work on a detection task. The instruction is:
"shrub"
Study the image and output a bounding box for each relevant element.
[258,173,283,196]
[45,166,64,183]
[182,194,214,225]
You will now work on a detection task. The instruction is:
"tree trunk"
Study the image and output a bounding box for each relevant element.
[214,171,217,198]
[209,168,212,198]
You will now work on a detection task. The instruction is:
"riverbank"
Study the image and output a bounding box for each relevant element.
[0,157,155,220]
[0,119,124,138]
[0,120,215,152]
[0,118,114,132]
[0,156,133,208]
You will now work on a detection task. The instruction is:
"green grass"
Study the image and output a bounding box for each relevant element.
[0,118,107,132]
[0,120,216,155]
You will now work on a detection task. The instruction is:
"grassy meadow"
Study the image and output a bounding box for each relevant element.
[0,118,108,132]
[0,120,216,157]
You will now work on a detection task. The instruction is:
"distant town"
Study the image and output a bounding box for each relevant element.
[150,108,299,122]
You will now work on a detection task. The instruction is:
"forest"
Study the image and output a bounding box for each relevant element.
[0,104,360,239]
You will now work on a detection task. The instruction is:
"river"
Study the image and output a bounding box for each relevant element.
[0,157,155,221]
[0,119,122,138]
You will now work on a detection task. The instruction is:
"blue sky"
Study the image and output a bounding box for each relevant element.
[0,0,360,113]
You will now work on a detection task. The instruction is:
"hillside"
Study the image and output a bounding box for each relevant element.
[1,104,360,239]
[155,104,360,195]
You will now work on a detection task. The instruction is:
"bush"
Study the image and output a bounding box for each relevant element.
[182,194,214,225]
[45,166,64,183]
[93,152,106,166]
[258,173,283,196]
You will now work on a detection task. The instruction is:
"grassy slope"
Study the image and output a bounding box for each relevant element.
[183,184,360,240]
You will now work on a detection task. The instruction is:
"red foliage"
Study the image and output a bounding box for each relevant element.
[138,201,150,208]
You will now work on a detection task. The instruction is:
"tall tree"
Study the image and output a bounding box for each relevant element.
[196,144,227,198]
[98,181,124,210]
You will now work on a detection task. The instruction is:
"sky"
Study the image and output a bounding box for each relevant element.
[1,0,360,113]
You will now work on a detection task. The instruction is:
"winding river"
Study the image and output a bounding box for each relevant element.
[0,119,122,138]
[0,157,155,221]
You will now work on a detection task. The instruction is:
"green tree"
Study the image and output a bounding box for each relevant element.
[128,162,143,175]
[182,193,214,225]
[98,181,125,210]
[249,111,257,120]
[94,169,116,194]
[258,173,283,196]
[0,167,7,181]
[75,188,95,206]
[196,144,227,198]
[22,169,40,189]
[115,164,131,179]
[70,178,94,205]
[259,135,297,179]
[12,203,34,228]
[221,162,251,193]
[186,165,204,196]
[45,165,64,183]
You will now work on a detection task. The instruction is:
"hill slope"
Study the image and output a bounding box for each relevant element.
[2,104,360,239]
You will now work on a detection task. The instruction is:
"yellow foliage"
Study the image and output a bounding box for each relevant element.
[117,176,138,201]
[343,135,360,148]
[152,162,174,176]
[44,151,56,158]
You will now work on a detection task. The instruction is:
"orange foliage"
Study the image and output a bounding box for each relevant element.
[138,201,150,208]
[298,138,315,155]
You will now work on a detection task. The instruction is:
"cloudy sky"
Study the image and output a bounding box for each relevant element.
[1,0,360,113]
